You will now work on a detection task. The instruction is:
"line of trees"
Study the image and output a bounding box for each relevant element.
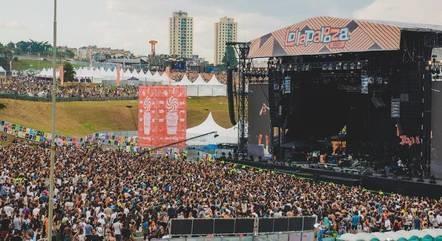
[0,40,76,72]
[1,40,75,59]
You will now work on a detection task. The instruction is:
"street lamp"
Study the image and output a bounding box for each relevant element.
[47,0,57,241]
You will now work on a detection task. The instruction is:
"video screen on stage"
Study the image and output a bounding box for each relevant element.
[432,81,442,178]
[248,83,271,158]
[138,86,187,148]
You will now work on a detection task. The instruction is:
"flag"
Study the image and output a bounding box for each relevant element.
[116,64,122,86]
[59,64,64,86]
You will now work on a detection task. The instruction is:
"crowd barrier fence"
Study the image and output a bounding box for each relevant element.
[169,216,317,237]
[0,93,137,102]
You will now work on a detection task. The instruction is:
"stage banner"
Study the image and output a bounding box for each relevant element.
[138,86,187,148]
[248,16,402,58]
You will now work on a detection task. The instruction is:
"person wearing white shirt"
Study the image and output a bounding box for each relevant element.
[3,205,13,217]
[384,218,392,231]
[436,212,442,227]
[113,220,122,241]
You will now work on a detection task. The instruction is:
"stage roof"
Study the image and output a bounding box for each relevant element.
[248,16,442,58]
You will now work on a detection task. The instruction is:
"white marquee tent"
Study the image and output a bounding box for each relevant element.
[35,68,227,96]
[207,75,226,96]
[174,74,193,85]
[186,112,237,145]
[0,66,7,76]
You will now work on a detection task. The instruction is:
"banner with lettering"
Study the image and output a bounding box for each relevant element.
[138,86,187,148]
[249,16,401,58]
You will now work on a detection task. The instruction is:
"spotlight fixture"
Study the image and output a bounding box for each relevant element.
[350,62,356,70]
[336,62,342,70]
[328,63,334,71]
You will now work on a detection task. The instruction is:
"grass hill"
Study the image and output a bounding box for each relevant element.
[12,57,88,71]
[0,97,230,137]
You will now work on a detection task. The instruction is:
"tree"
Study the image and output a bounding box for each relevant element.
[63,62,76,81]
[64,49,75,59]
[6,42,15,50]
[0,44,14,72]
[222,45,238,69]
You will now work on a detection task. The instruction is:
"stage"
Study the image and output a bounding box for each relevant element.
[225,159,442,198]
[239,16,442,182]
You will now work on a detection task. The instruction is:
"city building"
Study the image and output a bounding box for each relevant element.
[169,11,193,58]
[214,17,238,65]
[76,46,133,61]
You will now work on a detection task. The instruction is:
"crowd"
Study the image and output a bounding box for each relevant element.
[0,77,137,99]
[0,72,227,100]
[0,139,441,241]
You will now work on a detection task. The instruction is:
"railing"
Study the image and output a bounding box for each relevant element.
[0,93,137,102]
[169,216,317,237]
[156,232,316,241]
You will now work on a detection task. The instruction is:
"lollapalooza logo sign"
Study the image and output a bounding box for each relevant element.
[286,26,350,49]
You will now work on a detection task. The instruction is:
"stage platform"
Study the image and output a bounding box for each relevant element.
[226,159,442,198]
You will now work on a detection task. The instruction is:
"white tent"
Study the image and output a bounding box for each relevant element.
[90,68,104,83]
[104,68,115,80]
[207,74,223,85]
[36,68,60,78]
[207,74,226,96]
[99,67,107,79]
[0,66,6,76]
[139,70,149,82]
[134,70,143,80]
[192,74,207,85]
[146,70,153,79]
[186,113,237,145]
[174,74,193,85]
[148,71,163,82]
[161,71,172,85]
[36,68,48,78]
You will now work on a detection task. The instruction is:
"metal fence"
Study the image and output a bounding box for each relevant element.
[169,216,317,237]
[0,93,137,102]
[157,231,315,241]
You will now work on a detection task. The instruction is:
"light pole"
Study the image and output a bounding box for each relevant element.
[47,0,57,240]
[146,131,219,154]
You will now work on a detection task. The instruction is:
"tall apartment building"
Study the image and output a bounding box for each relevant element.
[169,11,193,58]
[214,17,238,65]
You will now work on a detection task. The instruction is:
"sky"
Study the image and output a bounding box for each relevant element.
[1,0,442,63]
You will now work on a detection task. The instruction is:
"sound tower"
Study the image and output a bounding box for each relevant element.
[227,68,236,125]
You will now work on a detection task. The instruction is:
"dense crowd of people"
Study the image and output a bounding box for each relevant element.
[0,77,138,99]
[0,72,227,100]
[0,138,441,241]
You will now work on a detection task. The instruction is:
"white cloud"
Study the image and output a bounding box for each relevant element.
[11,0,441,64]
[84,0,285,63]
[0,21,27,30]
[353,0,442,24]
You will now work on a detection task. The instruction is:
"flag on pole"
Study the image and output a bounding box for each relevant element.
[59,64,64,86]
[116,64,122,86]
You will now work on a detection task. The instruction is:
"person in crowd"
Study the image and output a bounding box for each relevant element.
[0,72,227,100]
[0,138,440,240]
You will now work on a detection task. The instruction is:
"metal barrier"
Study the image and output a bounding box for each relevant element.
[170,218,255,236]
[169,216,317,237]
[0,93,137,102]
[157,231,316,241]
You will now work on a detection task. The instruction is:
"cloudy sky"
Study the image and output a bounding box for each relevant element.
[1,0,442,63]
